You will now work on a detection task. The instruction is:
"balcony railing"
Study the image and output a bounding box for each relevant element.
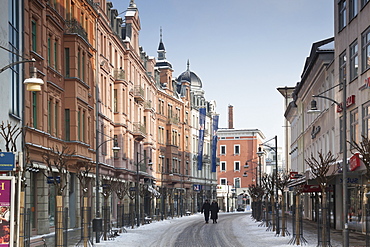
[114,69,125,80]
[167,117,179,125]
[133,122,146,140]
[134,86,145,102]
[65,19,88,41]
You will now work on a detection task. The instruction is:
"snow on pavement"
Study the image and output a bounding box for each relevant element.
[93,212,343,247]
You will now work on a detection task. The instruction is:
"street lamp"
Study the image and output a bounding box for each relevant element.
[135,151,152,227]
[0,46,44,91]
[94,135,120,243]
[308,81,349,246]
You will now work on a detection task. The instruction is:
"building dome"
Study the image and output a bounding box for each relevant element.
[177,60,202,88]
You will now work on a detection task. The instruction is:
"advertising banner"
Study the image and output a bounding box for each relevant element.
[197,108,206,170]
[211,115,219,172]
[0,177,14,247]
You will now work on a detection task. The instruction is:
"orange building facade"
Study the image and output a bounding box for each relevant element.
[217,128,265,211]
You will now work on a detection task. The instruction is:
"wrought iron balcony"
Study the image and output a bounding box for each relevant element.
[65,19,88,41]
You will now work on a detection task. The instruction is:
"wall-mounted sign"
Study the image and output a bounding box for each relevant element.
[359,76,370,90]
[311,125,321,139]
[193,184,202,191]
[337,95,355,112]
[349,152,361,171]
[0,153,15,171]
[0,177,15,247]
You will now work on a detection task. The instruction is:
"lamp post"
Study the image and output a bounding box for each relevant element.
[94,135,120,243]
[309,81,348,246]
[227,181,230,212]
[257,147,264,187]
[135,151,152,227]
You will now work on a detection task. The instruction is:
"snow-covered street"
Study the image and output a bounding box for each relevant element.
[92,212,344,247]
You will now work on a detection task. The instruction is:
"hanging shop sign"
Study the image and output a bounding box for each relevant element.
[0,177,15,247]
[337,95,355,112]
[349,153,361,171]
[0,153,15,171]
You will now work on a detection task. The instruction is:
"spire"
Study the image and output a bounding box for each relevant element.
[187,60,190,71]
[129,0,136,8]
[157,27,166,60]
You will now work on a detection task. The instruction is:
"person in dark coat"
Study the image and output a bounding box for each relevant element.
[201,199,211,223]
[210,200,219,223]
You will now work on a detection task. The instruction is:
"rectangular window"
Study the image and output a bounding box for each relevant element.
[339,0,347,31]
[78,109,81,141]
[234,178,240,188]
[77,50,81,78]
[31,20,37,52]
[65,109,70,141]
[350,109,359,144]
[82,111,85,142]
[234,145,240,155]
[32,92,37,128]
[363,103,370,137]
[362,27,370,72]
[339,51,347,88]
[55,101,58,137]
[65,48,70,77]
[220,161,226,171]
[47,37,51,66]
[48,99,52,133]
[220,178,226,185]
[349,41,358,81]
[349,0,358,20]
[54,41,57,69]
[114,89,118,112]
[361,0,370,8]
[82,53,85,81]
[220,145,226,155]
[234,161,240,171]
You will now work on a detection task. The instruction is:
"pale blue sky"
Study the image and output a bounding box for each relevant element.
[110,0,334,146]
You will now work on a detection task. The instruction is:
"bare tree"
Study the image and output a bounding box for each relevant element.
[0,121,22,152]
[41,145,74,247]
[261,174,274,230]
[248,183,265,221]
[305,151,338,247]
[276,171,291,237]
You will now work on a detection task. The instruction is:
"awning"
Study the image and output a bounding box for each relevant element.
[148,185,160,197]
[287,176,306,188]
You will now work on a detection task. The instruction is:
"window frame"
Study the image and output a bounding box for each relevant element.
[220,145,226,155]
[350,108,359,144]
[339,0,347,31]
[234,161,240,171]
[234,145,240,155]
[349,41,358,81]
[220,161,226,171]
[361,27,370,72]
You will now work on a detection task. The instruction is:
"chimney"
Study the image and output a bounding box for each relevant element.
[228,105,234,129]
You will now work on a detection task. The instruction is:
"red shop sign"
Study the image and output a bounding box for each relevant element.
[337,95,356,112]
[349,153,361,171]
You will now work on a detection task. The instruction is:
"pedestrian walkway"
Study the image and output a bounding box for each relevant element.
[36,212,367,247]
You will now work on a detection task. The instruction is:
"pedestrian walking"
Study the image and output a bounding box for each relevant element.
[210,200,219,224]
[201,199,211,223]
